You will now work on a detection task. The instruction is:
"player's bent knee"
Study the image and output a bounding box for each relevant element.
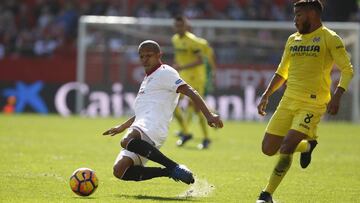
[120,137,137,148]
[262,146,278,156]
[261,133,282,156]
[120,130,142,148]
[120,138,129,148]
[262,142,278,156]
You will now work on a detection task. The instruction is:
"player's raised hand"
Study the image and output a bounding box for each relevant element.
[102,125,126,136]
[257,96,269,116]
[207,113,224,129]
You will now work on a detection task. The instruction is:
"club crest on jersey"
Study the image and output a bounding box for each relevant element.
[313,37,320,43]
[175,79,183,85]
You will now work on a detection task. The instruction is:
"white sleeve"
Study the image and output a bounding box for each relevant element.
[160,68,186,92]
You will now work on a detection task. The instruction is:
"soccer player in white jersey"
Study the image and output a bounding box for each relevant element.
[256,1,354,202]
[103,40,223,185]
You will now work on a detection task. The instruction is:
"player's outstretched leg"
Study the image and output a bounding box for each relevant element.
[300,140,318,168]
[256,191,273,203]
[126,138,177,168]
[126,138,195,184]
[120,166,170,181]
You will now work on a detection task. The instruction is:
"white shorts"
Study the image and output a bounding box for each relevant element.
[131,118,168,147]
[113,126,161,166]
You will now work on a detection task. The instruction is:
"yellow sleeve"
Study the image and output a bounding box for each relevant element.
[275,37,291,80]
[328,34,354,91]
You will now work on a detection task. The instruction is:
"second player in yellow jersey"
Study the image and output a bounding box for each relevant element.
[256,1,354,202]
[171,16,213,149]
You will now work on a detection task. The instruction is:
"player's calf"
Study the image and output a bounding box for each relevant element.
[121,166,170,181]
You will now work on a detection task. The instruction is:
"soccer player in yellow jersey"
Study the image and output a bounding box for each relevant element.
[256,1,354,202]
[172,16,211,149]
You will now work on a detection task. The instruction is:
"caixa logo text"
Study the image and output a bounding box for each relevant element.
[55,82,264,120]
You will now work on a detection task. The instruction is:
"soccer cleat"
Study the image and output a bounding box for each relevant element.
[169,164,195,185]
[197,138,211,149]
[256,191,273,203]
[300,140,318,169]
[175,131,184,137]
[176,134,193,146]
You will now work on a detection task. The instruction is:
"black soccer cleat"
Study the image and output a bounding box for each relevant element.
[175,131,184,137]
[256,191,273,203]
[300,140,318,169]
[169,164,195,185]
[176,134,193,146]
[197,138,211,149]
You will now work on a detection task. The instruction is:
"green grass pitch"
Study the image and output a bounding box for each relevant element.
[1,114,359,202]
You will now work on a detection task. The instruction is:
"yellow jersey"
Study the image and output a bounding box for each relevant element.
[276,26,354,105]
[172,31,206,85]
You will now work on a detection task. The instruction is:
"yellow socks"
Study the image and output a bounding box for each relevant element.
[295,140,310,153]
[264,154,293,194]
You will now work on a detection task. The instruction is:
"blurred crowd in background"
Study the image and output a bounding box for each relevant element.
[0,0,359,59]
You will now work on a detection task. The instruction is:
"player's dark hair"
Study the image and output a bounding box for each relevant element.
[294,0,323,14]
[174,15,187,23]
[138,40,161,53]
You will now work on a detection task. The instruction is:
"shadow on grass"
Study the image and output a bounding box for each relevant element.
[72,196,97,199]
[116,194,198,202]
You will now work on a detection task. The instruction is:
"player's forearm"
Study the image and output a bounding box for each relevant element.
[178,85,212,118]
[190,91,212,118]
[262,73,286,98]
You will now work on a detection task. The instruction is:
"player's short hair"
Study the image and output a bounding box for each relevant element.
[294,0,323,14]
[174,15,187,23]
[138,40,161,53]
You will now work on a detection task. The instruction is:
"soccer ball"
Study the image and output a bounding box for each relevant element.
[69,168,98,196]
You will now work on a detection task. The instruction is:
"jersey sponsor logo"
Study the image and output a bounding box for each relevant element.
[290,45,320,52]
[175,79,183,84]
[290,45,320,57]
